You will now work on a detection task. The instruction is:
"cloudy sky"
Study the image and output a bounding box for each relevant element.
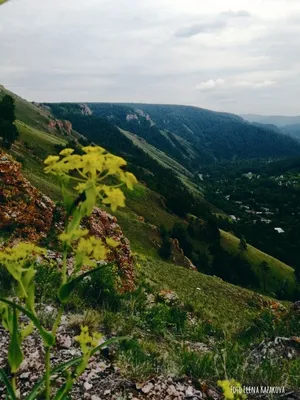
[1,0,300,115]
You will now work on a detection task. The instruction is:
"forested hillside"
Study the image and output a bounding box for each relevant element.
[46,102,300,172]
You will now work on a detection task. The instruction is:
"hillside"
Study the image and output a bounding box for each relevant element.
[0,86,297,298]
[1,86,300,398]
[90,102,300,164]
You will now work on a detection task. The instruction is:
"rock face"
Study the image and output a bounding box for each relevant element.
[0,153,54,242]
[84,208,135,292]
[48,119,73,135]
[170,238,197,271]
[80,104,92,116]
[0,152,135,291]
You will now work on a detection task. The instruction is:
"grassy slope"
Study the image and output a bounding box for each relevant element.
[221,230,295,295]
[120,128,193,179]
[140,257,264,330]
[10,121,67,201]
[0,85,52,132]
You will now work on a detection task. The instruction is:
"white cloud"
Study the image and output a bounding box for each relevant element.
[236,80,277,88]
[196,79,225,90]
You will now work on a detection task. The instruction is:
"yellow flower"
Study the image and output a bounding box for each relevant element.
[0,243,45,299]
[81,153,101,178]
[123,172,138,190]
[102,188,125,212]
[76,236,107,261]
[82,146,105,154]
[59,229,89,244]
[74,326,103,354]
[60,148,74,156]
[106,237,120,248]
[43,146,137,215]
[44,155,60,165]
[105,155,127,175]
[218,379,246,400]
[74,325,92,354]
[74,182,88,193]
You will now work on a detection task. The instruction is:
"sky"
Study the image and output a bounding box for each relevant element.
[1,0,300,115]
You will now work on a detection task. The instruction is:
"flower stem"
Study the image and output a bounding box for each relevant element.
[45,347,51,400]
[62,247,68,285]
[12,375,16,395]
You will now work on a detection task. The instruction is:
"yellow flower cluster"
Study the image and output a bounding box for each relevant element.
[74,325,103,354]
[59,229,89,246]
[0,243,45,264]
[218,379,247,400]
[44,146,137,212]
[77,236,107,261]
[0,243,45,300]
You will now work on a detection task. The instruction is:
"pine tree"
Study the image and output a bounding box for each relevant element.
[238,237,247,251]
[260,261,270,292]
[0,95,19,149]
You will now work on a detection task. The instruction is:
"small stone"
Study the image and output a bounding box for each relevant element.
[186,386,194,396]
[104,390,111,395]
[84,381,93,391]
[91,396,101,400]
[167,385,179,396]
[142,382,154,394]
[176,384,185,392]
[20,372,30,379]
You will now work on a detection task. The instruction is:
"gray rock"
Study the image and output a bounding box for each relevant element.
[84,381,93,391]
[142,382,154,394]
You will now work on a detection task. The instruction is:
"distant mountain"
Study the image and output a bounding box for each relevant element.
[282,124,300,140]
[241,113,300,127]
[46,102,300,172]
[241,113,300,142]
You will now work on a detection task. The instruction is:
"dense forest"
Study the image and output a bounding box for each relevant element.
[202,159,300,290]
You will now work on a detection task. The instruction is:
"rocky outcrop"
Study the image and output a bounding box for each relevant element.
[170,238,197,271]
[63,120,72,134]
[0,152,135,291]
[0,153,54,242]
[84,208,135,292]
[48,119,73,135]
[80,104,92,116]
[250,336,300,365]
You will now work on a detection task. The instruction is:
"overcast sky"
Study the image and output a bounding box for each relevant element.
[1,0,300,115]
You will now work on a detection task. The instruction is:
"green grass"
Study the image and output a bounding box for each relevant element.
[120,128,193,178]
[122,183,181,230]
[139,256,265,330]
[16,120,66,157]
[221,230,295,295]
[7,121,68,201]
[0,85,52,132]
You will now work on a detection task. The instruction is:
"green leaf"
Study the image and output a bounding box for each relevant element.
[0,369,17,400]
[22,268,36,313]
[0,298,54,346]
[82,184,97,216]
[75,353,89,377]
[0,0,9,5]
[59,175,73,213]
[58,264,110,303]
[25,337,128,400]
[8,308,23,373]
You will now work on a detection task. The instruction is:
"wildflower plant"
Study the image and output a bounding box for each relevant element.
[0,146,137,399]
[218,379,247,400]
